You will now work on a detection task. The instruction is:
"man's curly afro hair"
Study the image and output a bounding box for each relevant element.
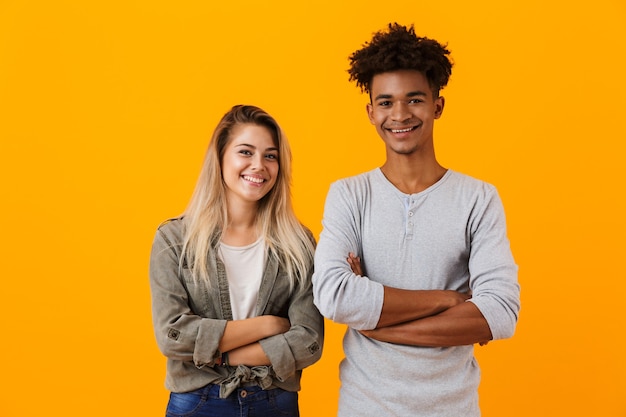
[348,23,453,97]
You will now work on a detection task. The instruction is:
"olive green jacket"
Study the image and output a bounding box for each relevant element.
[149,217,323,395]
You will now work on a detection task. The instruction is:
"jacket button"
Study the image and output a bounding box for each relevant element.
[240,390,247,398]
[167,328,180,340]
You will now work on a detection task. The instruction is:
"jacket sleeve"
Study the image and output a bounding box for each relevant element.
[149,223,227,368]
[467,187,521,340]
[258,252,324,382]
[311,181,384,330]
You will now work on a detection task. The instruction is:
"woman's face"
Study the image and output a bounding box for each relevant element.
[221,123,279,208]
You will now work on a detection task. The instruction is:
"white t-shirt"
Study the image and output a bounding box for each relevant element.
[218,238,265,320]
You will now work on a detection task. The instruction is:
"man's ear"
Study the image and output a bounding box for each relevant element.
[434,96,445,119]
[366,102,375,124]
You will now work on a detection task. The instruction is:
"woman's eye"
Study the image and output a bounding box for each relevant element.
[265,154,278,160]
[239,150,252,156]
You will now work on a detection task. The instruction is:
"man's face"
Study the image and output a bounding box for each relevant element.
[366,70,444,156]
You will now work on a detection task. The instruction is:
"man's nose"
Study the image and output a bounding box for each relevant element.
[391,102,411,122]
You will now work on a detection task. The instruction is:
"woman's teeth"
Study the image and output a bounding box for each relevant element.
[243,176,264,183]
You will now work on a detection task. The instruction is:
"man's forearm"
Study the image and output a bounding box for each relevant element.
[376,287,470,328]
[364,301,492,346]
[346,253,470,329]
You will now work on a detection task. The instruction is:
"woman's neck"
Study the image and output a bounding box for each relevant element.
[222,203,260,246]
[221,225,259,246]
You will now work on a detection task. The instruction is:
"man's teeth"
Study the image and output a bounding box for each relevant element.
[244,176,264,183]
[391,127,414,133]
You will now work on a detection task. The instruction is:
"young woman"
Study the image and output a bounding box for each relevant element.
[149,105,323,417]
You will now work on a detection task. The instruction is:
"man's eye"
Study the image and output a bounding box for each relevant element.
[409,99,424,104]
[378,101,391,107]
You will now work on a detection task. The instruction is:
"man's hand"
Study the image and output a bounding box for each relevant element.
[347,252,363,276]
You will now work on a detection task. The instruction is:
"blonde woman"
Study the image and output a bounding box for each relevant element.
[150,105,323,417]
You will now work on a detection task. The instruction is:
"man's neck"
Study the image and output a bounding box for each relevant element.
[380,154,447,194]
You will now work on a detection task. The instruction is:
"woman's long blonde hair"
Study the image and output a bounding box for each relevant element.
[181,104,314,289]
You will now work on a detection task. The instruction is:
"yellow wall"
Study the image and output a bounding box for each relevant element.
[1,1,625,416]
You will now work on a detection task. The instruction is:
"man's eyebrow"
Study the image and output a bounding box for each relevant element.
[374,91,428,101]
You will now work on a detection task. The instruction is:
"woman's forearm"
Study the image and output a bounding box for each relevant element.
[219,315,290,352]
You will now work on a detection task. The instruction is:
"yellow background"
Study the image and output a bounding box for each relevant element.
[1,0,625,416]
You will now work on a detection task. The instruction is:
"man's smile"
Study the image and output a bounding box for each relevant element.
[384,124,421,134]
[389,126,415,133]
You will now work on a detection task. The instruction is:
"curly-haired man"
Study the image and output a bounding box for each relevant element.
[312,23,521,416]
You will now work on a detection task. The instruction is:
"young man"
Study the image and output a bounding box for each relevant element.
[312,23,520,416]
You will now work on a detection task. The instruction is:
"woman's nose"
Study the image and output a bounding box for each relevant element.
[250,154,264,170]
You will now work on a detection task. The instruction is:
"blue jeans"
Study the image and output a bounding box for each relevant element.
[165,384,299,417]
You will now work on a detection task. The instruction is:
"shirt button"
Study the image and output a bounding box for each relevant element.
[408,212,413,216]
[240,390,247,398]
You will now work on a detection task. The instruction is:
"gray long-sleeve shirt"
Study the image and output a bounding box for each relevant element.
[312,168,520,417]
